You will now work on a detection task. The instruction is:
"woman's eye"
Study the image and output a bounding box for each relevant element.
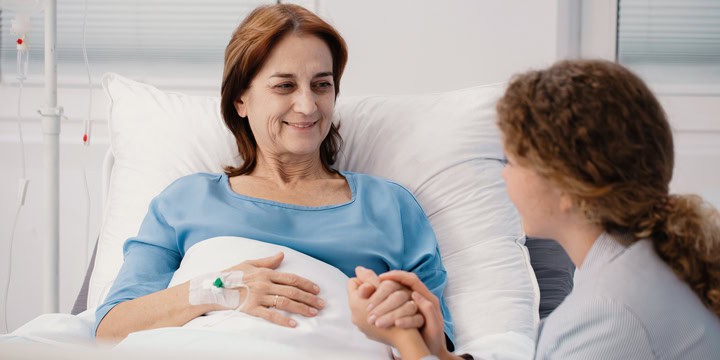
[275,83,295,91]
[313,81,333,90]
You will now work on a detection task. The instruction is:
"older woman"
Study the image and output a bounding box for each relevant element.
[95,4,454,345]
[349,59,720,359]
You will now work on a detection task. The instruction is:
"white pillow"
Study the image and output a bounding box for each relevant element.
[90,73,539,359]
[88,73,241,312]
[335,88,539,357]
[114,236,390,359]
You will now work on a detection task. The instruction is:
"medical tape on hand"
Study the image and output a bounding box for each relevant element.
[189,271,249,310]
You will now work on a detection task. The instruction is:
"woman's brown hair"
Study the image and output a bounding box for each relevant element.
[497,59,720,317]
[221,4,348,176]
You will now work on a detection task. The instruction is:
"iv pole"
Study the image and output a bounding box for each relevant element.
[38,0,59,313]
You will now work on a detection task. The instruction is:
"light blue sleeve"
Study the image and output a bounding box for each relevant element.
[93,196,182,336]
[397,186,456,349]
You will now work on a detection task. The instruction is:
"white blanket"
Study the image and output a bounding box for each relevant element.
[114,236,391,359]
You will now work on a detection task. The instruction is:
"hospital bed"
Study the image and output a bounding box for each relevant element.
[0,73,573,359]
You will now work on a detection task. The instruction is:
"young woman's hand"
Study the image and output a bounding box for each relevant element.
[355,267,425,330]
[223,252,325,327]
[346,277,406,344]
[379,270,450,357]
[348,275,436,360]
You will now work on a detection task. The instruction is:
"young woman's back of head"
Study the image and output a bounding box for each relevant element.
[496,59,720,317]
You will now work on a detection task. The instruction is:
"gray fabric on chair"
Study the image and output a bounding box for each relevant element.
[525,237,574,319]
[71,239,98,315]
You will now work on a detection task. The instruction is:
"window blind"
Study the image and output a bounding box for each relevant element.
[1,0,273,86]
[617,0,720,93]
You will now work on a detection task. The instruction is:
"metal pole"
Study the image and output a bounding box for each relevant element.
[42,0,59,313]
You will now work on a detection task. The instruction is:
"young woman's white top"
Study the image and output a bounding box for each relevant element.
[536,232,720,359]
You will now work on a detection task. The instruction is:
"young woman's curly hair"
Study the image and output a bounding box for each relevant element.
[496,59,720,317]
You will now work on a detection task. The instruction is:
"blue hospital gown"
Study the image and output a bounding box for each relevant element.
[95,171,455,344]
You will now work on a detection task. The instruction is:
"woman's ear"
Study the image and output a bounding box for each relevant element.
[559,192,574,214]
[234,99,247,118]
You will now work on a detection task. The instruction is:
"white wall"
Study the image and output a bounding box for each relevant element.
[1,0,718,333]
[318,0,563,96]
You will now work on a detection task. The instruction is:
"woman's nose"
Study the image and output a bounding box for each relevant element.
[293,88,318,115]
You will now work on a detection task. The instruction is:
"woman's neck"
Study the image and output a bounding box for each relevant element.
[554,221,604,269]
[252,150,334,185]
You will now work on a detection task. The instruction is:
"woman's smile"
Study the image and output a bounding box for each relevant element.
[283,120,319,129]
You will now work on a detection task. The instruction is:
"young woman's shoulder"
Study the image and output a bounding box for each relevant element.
[543,240,720,359]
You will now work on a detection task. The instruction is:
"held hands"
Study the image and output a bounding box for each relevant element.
[378,271,450,357]
[347,276,418,346]
[221,252,325,327]
[347,266,422,345]
[348,267,452,358]
[355,267,425,329]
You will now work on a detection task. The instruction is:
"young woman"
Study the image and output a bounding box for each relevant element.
[349,59,720,359]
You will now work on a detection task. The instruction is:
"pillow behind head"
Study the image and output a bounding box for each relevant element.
[90,74,539,359]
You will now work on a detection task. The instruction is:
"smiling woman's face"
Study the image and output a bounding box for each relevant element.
[234,34,335,162]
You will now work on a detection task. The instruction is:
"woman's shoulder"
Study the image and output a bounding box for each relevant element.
[342,171,415,196]
[553,242,684,318]
[537,293,655,359]
[544,280,720,359]
[156,172,226,200]
[599,240,695,297]
[573,241,700,311]
[546,240,720,357]
[602,240,719,322]
[342,171,423,208]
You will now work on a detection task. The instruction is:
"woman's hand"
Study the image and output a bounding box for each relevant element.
[223,252,325,327]
[379,270,450,357]
[355,267,425,330]
[348,276,435,360]
[346,278,418,344]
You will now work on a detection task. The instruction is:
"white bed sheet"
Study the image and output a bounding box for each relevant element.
[3,310,95,346]
[0,310,388,360]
